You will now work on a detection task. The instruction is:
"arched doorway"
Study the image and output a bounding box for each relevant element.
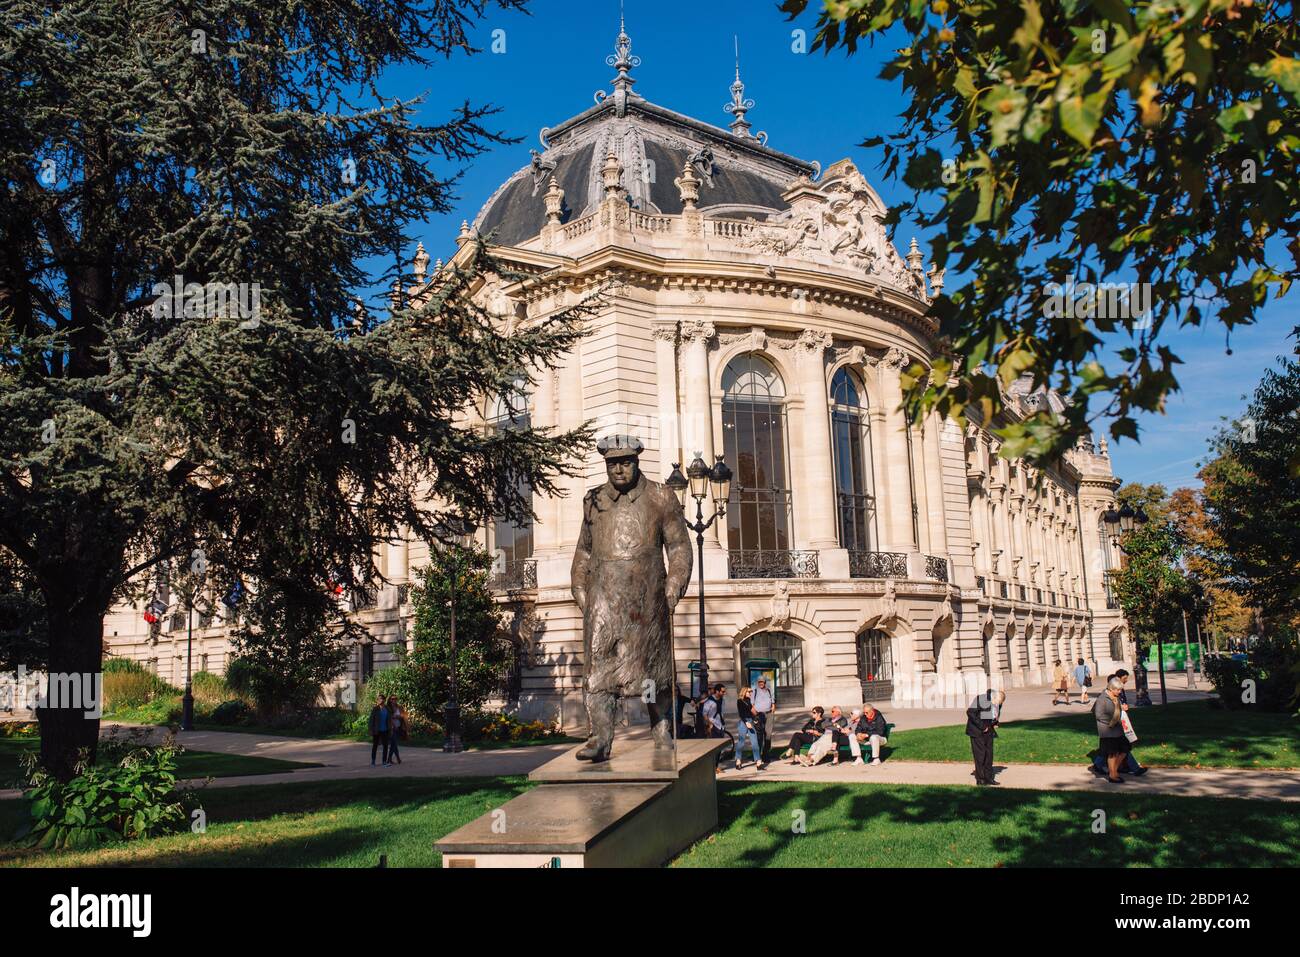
[1004,622,1017,672]
[981,621,994,675]
[856,629,894,702]
[739,631,805,707]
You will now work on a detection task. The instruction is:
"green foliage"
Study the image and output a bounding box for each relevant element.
[1109,517,1194,654]
[783,0,1300,462]
[1201,358,1300,622]
[210,700,252,726]
[1205,631,1300,713]
[465,710,563,742]
[1,721,39,739]
[101,658,179,712]
[222,657,256,699]
[403,547,514,719]
[16,734,200,849]
[0,548,46,671]
[190,671,238,708]
[229,578,354,717]
[0,0,590,778]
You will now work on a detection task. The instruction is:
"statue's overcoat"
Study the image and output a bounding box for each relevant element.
[571,473,693,696]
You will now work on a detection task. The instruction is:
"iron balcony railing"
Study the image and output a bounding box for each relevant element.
[728,549,820,580]
[489,559,538,593]
[847,550,908,579]
[925,555,949,583]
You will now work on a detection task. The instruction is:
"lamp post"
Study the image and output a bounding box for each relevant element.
[1102,503,1154,704]
[665,452,732,699]
[437,516,472,753]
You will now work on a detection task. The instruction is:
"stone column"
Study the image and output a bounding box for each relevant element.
[530,365,561,555]
[679,320,727,576]
[793,329,846,576]
[879,349,920,563]
[922,411,949,555]
[651,323,681,481]
[557,342,586,549]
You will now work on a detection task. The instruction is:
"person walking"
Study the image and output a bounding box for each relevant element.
[734,686,764,770]
[750,676,774,764]
[1090,671,1146,776]
[1051,659,1070,705]
[368,694,390,767]
[965,689,1005,786]
[1093,676,1131,784]
[700,684,733,773]
[1073,658,1092,704]
[386,696,406,766]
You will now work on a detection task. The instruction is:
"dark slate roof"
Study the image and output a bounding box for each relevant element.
[477,143,595,247]
[471,96,815,247]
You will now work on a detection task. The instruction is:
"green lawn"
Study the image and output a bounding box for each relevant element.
[672,781,1300,868]
[882,701,1300,769]
[0,737,320,788]
[2,775,1296,868]
[0,777,529,868]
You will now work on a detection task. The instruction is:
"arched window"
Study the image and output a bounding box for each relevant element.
[722,354,793,574]
[830,368,877,552]
[856,629,893,701]
[486,379,533,580]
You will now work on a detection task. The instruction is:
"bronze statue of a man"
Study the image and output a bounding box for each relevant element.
[570,435,692,761]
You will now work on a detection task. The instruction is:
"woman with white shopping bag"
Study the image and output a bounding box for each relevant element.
[798,725,839,767]
[1093,676,1133,784]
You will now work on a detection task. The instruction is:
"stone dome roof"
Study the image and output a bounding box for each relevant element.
[471,22,818,248]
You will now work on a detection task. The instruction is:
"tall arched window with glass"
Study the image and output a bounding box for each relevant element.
[830,367,877,554]
[721,354,794,578]
[485,379,534,589]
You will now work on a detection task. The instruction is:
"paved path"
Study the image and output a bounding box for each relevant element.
[3,675,1261,801]
[715,758,1300,802]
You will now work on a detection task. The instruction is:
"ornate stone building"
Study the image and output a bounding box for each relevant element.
[103,23,1129,724]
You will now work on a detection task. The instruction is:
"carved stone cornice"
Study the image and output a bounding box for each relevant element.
[650,323,678,342]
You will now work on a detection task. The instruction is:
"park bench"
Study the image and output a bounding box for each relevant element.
[796,722,896,761]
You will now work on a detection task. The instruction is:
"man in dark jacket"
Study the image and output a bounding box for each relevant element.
[854,703,890,765]
[965,689,1006,786]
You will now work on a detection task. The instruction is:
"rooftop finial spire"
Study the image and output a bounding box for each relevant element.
[596,1,641,116]
[724,35,755,138]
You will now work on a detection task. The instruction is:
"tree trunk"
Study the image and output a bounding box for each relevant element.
[37,602,105,781]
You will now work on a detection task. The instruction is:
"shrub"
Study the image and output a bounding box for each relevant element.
[191,671,239,709]
[223,657,256,699]
[17,733,200,849]
[1205,630,1300,713]
[464,709,564,743]
[101,658,179,712]
[0,721,38,738]
[210,699,252,726]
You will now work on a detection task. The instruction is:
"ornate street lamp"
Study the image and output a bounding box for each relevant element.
[666,452,731,698]
[1105,503,1157,704]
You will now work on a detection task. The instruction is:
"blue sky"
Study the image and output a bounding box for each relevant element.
[389,0,1297,493]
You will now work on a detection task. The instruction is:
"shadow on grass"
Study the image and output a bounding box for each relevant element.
[700,780,1299,868]
[1,776,531,868]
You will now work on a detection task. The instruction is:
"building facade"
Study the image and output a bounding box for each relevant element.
[103,24,1130,725]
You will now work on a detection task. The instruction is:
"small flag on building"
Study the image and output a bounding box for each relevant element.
[222,580,244,609]
[143,597,168,625]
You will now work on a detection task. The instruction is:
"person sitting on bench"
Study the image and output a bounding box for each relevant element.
[854,703,889,766]
[826,705,851,765]
[779,706,826,762]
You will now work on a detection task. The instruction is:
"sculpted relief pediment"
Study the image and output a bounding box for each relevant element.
[739,160,923,295]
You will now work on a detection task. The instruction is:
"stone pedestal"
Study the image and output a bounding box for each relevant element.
[435,737,727,868]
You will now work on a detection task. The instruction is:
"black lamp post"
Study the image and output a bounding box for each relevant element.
[1103,503,1154,704]
[665,452,732,698]
[436,516,472,753]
